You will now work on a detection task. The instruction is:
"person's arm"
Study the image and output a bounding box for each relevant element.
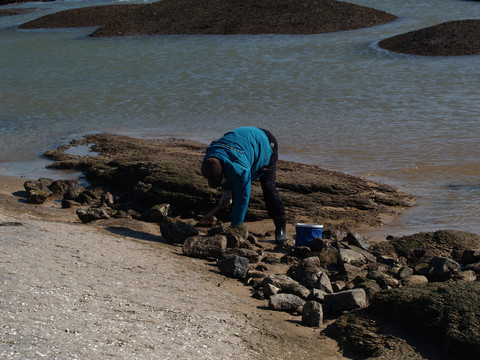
[230,172,251,226]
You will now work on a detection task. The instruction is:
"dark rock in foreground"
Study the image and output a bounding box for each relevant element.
[19,0,398,37]
[370,230,480,264]
[379,19,480,56]
[327,281,480,359]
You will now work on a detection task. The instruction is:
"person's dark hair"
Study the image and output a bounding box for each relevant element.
[201,157,223,188]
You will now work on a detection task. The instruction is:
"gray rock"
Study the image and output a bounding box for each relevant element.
[61,199,82,208]
[24,180,52,194]
[375,273,399,289]
[48,179,79,195]
[341,263,368,282]
[396,266,414,280]
[377,255,398,266]
[218,256,249,279]
[346,245,376,263]
[314,271,333,293]
[324,288,368,312]
[262,275,310,299]
[331,281,346,292]
[262,283,280,297]
[75,191,96,205]
[401,275,429,286]
[160,221,199,244]
[322,228,346,241]
[247,234,258,246]
[127,209,141,220]
[248,269,267,278]
[316,247,339,266]
[276,236,294,249]
[225,225,249,248]
[101,192,115,206]
[453,270,477,282]
[63,186,86,200]
[26,189,50,204]
[286,256,323,284]
[182,235,227,259]
[269,293,305,314]
[76,207,110,223]
[144,204,171,222]
[302,300,323,327]
[338,249,367,266]
[310,289,328,302]
[38,177,54,187]
[346,231,369,251]
[427,256,459,282]
[354,281,381,303]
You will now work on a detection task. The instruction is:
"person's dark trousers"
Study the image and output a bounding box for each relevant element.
[259,129,286,223]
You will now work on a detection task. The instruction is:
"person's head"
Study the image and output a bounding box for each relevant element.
[201,157,223,188]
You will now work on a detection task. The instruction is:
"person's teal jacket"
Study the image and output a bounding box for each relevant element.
[202,127,273,226]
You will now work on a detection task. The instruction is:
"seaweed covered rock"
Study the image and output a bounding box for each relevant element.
[325,280,480,359]
[44,134,414,230]
[369,230,480,265]
[379,19,480,56]
[19,0,398,37]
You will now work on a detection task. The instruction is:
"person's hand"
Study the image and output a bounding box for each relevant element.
[220,191,233,208]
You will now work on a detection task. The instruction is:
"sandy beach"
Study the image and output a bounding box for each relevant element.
[0,174,345,359]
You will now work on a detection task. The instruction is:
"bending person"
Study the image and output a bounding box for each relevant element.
[201,127,286,241]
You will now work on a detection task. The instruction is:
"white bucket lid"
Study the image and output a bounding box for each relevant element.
[294,223,323,228]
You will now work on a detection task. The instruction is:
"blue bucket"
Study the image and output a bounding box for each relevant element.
[294,223,323,247]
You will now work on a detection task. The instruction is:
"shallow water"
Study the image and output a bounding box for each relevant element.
[1,0,479,235]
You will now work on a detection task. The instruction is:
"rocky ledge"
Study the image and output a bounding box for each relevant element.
[379,19,480,56]
[17,0,398,36]
[41,133,414,230]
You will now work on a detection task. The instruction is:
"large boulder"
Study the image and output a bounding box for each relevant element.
[182,235,227,259]
[160,220,198,244]
[217,256,249,279]
[261,275,310,299]
[269,293,305,314]
[76,207,110,223]
[370,230,480,265]
[330,281,480,360]
[323,288,368,313]
[302,300,323,327]
[286,256,323,285]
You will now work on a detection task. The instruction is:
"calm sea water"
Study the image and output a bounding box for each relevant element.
[1,0,480,236]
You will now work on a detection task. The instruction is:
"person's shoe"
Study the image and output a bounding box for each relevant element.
[274,215,287,241]
[275,226,286,241]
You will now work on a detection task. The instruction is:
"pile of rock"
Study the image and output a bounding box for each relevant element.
[24,178,79,204]
[23,177,480,332]
[23,178,138,222]
[166,221,479,330]
[22,178,480,356]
